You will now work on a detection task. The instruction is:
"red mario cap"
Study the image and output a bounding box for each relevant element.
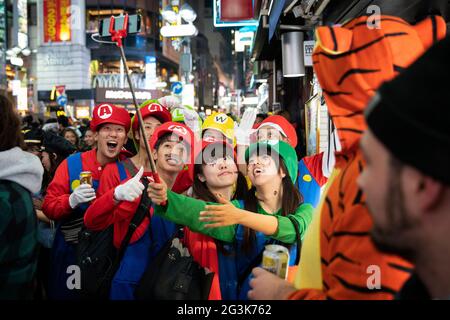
[131,101,172,131]
[258,115,298,148]
[149,122,194,151]
[90,103,131,132]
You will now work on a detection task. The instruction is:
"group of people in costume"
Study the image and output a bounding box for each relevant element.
[33,13,449,301]
[40,90,328,300]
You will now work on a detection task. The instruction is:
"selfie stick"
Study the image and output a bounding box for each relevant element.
[109,14,164,191]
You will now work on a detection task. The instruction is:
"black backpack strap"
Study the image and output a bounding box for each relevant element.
[121,158,138,177]
[287,215,302,265]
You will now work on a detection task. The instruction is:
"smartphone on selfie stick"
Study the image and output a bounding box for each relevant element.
[101,14,164,199]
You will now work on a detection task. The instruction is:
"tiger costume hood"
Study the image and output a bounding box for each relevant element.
[313,15,447,154]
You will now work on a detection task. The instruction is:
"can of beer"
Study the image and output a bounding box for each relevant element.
[262,244,290,279]
[79,171,93,186]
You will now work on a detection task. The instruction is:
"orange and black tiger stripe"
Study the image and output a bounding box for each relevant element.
[312,15,446,153]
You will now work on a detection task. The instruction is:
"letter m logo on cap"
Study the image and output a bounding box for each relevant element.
[98,104,113,119]
[168,125,188,136]
[214,114,228,124]
[148,103,163,113]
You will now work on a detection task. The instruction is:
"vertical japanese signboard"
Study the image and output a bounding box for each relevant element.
[43,0,71,43]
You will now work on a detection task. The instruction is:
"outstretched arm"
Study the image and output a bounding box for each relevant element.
[200,195,314,244]
[148,180,237,242]
[199,195,278,235]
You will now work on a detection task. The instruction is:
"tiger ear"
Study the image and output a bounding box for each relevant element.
[315,26,353,55]
[413,15,446,50]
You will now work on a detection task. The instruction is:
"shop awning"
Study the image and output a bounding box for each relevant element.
[252,0,302,61]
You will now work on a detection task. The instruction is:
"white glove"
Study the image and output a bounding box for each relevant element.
[182,108,202,136]
[158,95,181,111]
[69,184,97,209]
[235,108,257,146]
[113,166,145,202]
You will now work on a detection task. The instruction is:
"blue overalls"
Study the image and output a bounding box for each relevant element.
[48,153,102,300]
[217,201,298,300]
[297,159,321,208]
[109,162,177,300]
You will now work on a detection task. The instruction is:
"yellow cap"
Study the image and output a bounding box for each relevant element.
[202,112,235,142]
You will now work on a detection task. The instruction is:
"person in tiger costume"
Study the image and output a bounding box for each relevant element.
[247,14,447,300]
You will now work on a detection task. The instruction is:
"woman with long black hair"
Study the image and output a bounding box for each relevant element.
[183,137,248,299]
[147,140,313,299]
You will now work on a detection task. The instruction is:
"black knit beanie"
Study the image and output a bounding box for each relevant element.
[366,36,450,186]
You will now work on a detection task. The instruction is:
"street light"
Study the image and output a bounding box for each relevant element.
[179,3,197,23]
[160,0,198,105]
[12,47,22,55]
[160,24,198,38]
[161,4,178,24]
[21,48,31,56]
[6,46,31,67]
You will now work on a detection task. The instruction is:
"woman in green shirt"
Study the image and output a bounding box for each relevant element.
[148,140,313,299]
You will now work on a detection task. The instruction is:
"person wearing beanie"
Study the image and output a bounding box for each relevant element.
[147,140,313,300]
[248,15,446,301]
[84,122,194,299]
[42,103,130,300]
[359,36,450,300]
[255,115,328,207]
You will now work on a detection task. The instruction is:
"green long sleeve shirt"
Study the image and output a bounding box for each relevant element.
[154,190,314,244]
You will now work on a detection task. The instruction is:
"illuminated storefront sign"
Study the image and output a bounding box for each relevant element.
[214,0,258,27]
[75,106,90,119]
[234,26,255,52]
[44,0,71,42]
[96,88,164,104]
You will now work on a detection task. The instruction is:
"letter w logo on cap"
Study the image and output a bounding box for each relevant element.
[214,114,228,124]
[168,125,188,136]
[98,104,113,119]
